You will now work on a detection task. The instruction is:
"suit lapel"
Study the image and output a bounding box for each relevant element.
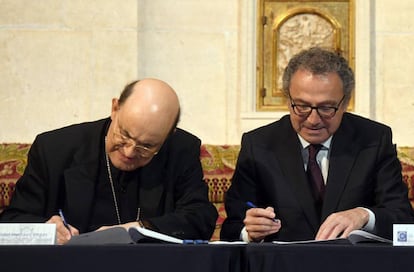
[138,151,167,219]
[64,160,99,231]
[63,119,108,232]
[322,115,359,220]
[273,118,320,232]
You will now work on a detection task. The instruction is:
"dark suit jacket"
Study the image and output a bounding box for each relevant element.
[0,118,217,240]
[221,113,414,241]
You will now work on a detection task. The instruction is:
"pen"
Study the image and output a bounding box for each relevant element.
[58,209,72,236]
[246,201,280,223]
[246,201,258,209]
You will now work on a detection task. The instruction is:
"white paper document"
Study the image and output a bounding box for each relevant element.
[0,223,56,245]
[128,226,183,244]
[208,241,247,245]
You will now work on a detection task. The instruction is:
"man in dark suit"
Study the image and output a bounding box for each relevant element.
[221,47,414,242]
[0,78,217,244]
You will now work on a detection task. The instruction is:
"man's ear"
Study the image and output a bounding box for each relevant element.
[167,128,177,137]
[111,98,119,119]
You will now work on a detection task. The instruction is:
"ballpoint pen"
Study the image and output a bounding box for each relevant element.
[246,201,280,223]
[58,209,72,236]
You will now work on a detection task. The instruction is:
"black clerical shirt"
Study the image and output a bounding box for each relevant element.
[88,154,141,231]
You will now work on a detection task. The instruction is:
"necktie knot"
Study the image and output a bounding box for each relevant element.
[308,144,322,161]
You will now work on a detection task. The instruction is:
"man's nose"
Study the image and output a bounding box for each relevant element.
[306,108,322,123]
[123,144,139,157]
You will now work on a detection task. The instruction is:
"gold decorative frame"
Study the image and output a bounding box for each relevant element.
[256,0,355,111]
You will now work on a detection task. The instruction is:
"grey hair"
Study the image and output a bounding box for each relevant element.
[282,47,355,103]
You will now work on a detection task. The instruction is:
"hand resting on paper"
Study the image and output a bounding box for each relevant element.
[46,215,79,245]
[315,207,369,240]
[244,206,281,242]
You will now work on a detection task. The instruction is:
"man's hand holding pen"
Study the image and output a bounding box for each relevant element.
[46,212,79,245]
[244,202,281,242]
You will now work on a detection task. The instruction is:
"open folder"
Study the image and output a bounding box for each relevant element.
[272,230,392,245]
[66,226,183,245]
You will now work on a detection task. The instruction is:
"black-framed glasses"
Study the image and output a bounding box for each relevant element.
[290,95,346,119]
[113,119,159,159]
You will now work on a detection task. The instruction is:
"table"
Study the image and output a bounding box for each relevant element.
[1,242,413,272]
[0,244,245,272]
[246,243,414,272]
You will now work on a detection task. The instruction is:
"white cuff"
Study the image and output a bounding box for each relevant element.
[240,226,250,242]
[361,207,376,232]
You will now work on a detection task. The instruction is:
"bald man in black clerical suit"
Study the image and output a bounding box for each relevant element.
[0,79,217,244]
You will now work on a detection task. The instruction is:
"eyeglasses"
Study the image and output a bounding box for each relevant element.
[112,120,159,159]
[290,95,346,119]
